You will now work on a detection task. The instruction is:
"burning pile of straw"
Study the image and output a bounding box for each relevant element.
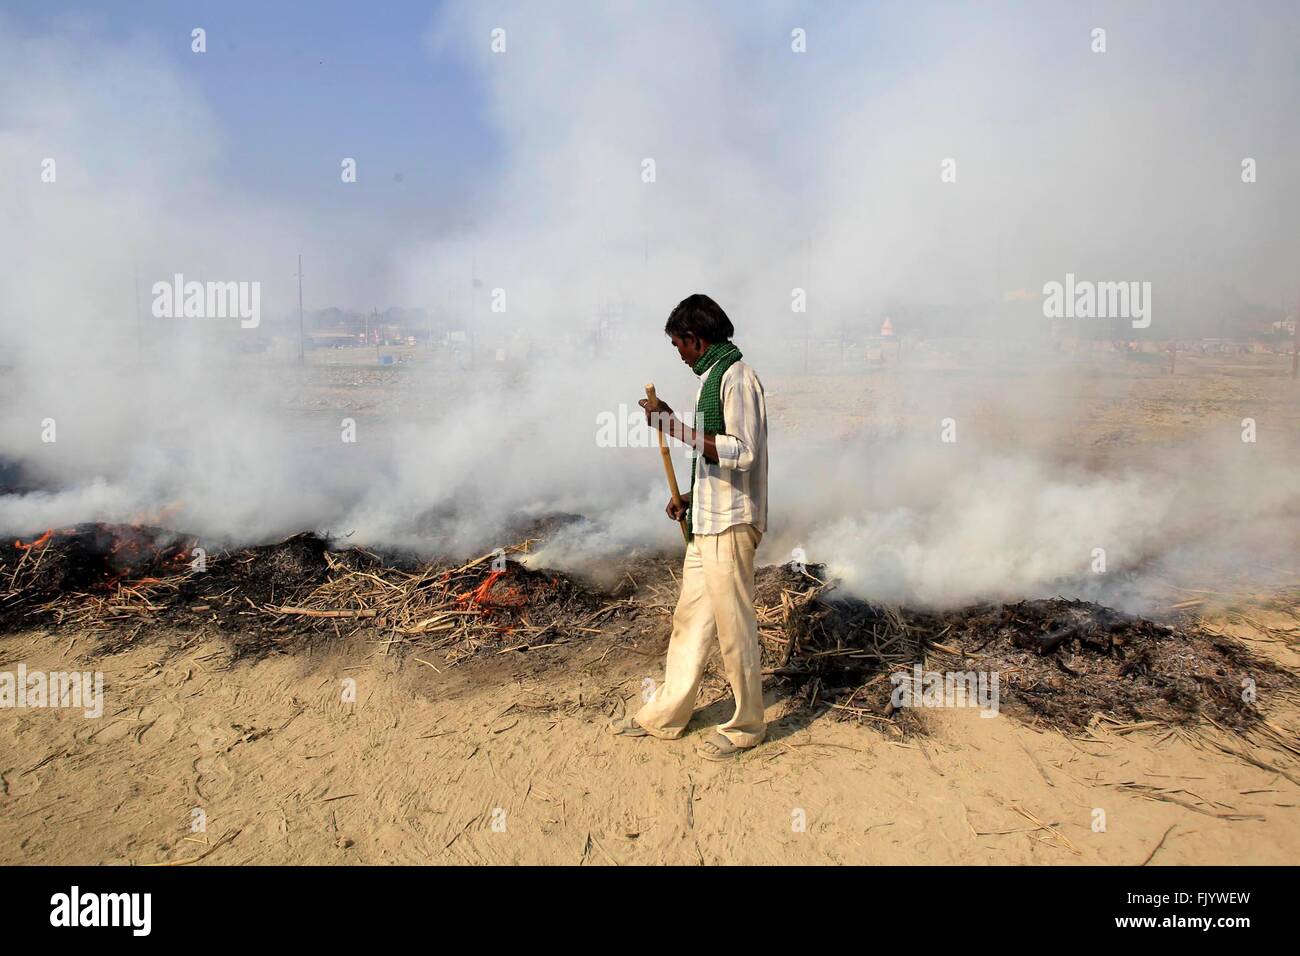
[2,524,194,639]
[257,543,605,664]
[754,563,1298,740]
[1,526,607,663]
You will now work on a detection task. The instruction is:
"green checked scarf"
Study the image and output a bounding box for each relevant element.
[686,341,743,540]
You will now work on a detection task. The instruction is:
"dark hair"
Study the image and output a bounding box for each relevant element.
[664,293,734,343]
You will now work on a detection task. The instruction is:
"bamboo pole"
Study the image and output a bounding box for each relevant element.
[644,383,689,544]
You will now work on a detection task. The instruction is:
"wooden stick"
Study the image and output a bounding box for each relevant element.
[266,605,379,618]
[645,383,689,544]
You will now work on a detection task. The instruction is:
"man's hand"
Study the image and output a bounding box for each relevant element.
[639,394,716,461]
[666,494,690,522]
[638,395,675,432]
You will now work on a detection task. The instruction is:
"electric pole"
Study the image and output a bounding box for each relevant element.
[295,254,305,365]
[1292,287,1298,378]
[1284,291,1294,377]
[133,264,143,363]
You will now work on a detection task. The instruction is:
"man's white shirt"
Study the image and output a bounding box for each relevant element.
[687,360,768,536]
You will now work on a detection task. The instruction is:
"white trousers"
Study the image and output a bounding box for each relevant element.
[636,524,766,747]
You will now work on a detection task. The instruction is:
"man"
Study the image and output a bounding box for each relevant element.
[609,293,769,760]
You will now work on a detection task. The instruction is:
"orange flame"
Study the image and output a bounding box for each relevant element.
[14,529,53,550]
[456,569,506,605]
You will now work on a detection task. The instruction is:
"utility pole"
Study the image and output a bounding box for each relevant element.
[470,255,478,369]
[133,265,143,364]
[804,235,811,375]
[295,254,305,365]
[199,270,207,374]
[1292,288,1298,379]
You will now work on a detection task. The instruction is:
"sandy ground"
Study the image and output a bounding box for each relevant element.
[2,602,1296,866]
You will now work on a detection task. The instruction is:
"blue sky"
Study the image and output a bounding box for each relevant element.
[5,0,498,219]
